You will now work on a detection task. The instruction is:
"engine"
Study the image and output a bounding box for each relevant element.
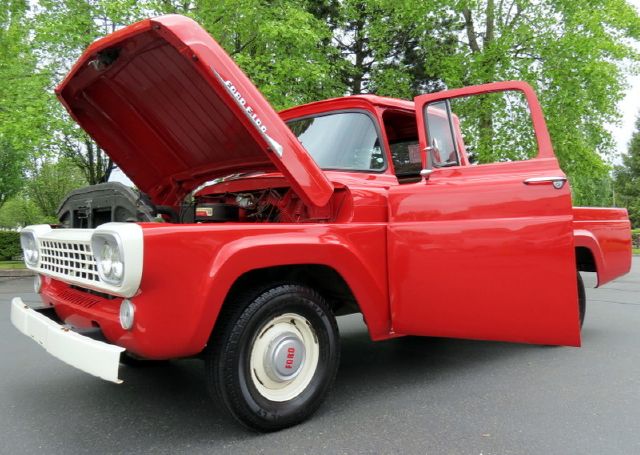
[191,188,333,223]
[58,182,343,227]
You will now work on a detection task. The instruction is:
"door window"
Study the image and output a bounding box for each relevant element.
[425,101,459,167]
[425,90,538,166]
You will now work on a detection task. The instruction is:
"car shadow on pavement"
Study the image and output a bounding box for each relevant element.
[333,328,541,398]
[7,323,564,451]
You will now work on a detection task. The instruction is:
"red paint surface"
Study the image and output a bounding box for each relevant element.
[56,15,333,208]
[387,157,581,346]
[40,16,632,359]
[573,207,632,286]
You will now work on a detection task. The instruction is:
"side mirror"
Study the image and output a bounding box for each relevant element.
[420,168,433,181]
[420,146,433,182]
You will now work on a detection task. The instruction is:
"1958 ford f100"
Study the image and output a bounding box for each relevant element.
[11,15,632,431]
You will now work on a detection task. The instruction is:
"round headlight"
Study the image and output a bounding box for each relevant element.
[92,234,125,286]
[119,299,135,330]
[20,232,39,266]
[99,243,114,277]
[112,260,124,280]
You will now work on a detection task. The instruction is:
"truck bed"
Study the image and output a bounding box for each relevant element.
[573,207,632,286]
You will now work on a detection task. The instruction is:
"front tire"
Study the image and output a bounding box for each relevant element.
[206,284,340,431]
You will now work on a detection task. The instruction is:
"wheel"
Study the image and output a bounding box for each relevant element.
[577,272,586,328]
[206,284,340,431]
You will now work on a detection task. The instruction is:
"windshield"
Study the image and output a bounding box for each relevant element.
[287,112,385,171]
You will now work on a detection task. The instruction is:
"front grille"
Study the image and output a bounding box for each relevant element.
[40,240,99,282]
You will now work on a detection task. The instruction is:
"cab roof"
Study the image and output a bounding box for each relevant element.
[279,95,415,121]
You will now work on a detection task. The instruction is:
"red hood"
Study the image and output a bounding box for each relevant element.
[56,15,333,207]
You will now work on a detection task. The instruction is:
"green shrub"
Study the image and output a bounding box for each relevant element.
[0,231,22,261]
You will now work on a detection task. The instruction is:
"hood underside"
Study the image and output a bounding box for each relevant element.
[56,15,333,207]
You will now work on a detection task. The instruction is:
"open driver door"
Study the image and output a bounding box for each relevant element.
[387,81,581,346]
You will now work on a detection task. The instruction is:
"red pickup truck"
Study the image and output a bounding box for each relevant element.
[11,15,632,431]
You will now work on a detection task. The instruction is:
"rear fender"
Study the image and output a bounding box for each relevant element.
[573,229,604,287]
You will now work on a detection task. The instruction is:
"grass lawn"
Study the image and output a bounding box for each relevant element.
[634,249,640,255]
[0,261,26,270]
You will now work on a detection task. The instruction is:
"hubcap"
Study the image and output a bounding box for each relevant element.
[249,313,319,402]
[265,332,306,381]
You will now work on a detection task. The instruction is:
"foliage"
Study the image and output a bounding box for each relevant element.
[614,114,640,228]
[305,0,457,97]
[31,0,151,184]
[1,0,639,210]
[0,139,25,209]
[202,0,346,109]
[0,158,85,229]
[445,91,538,164]
[394,0,640,206]
[0,0,50,207]
[0,194,55,228]
[570,173,615,208]
[26,158,87,218]
[0,231,22,261]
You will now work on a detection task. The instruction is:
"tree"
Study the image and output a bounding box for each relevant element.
[0,0,50,207]
[3,0,638,211]
[305,0,458,98]
[397,0,640,206]
[26,158,87,218]
[0,194,52,229]
[32,0,152,184]
[614,114,640,227]
[0,157,86,229]
[190,0,346,109]
[0,139,24,209]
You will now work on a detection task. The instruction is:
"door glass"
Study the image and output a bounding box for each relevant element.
[425,90,537,165]
[425,101,459,167]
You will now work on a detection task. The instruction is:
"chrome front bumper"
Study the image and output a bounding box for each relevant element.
[10,297,124,383]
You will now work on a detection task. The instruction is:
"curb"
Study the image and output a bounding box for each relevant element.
[0,269,35,277]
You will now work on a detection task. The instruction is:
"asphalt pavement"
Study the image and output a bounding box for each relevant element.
[1,260,638,455]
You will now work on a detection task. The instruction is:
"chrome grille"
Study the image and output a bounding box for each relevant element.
[39,240,99,282]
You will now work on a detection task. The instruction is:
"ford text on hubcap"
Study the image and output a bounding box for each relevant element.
[249,313,319,402]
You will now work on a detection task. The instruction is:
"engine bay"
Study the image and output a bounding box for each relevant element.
[190,188,334,223]
[57,179,349,228]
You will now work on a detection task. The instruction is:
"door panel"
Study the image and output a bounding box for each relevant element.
[388,82,580,346]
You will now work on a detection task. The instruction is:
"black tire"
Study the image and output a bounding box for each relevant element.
[578,272,586,328]
[206,284,340,432]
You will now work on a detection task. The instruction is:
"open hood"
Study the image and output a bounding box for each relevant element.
[56,15,333,207]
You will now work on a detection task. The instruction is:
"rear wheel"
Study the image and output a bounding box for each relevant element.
[578,272,586,328]
[206,284,340,431]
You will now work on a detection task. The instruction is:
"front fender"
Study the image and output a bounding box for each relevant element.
[191,225,389,351]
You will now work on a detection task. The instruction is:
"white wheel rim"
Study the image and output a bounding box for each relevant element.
[249,313,319,402]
